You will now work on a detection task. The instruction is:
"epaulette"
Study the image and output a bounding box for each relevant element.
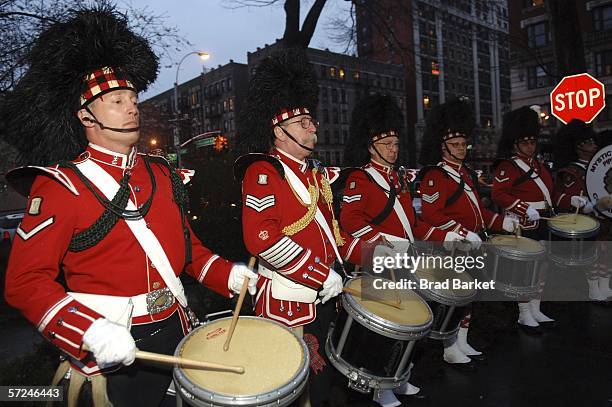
[6,165,79,197]
[233,153,285,182]
[415,165,446,182]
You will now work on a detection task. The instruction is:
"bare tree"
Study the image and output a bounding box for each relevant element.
[225,0,329,48]
[0,0,191,93]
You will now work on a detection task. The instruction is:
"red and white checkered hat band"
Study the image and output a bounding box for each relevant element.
[371,130,398,142]
[80,66,136,107]
[443,130,467,141]
[271,107,310,126]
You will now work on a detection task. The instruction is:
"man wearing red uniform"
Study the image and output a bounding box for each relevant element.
[2,8,255,406]
[419,98,518,367]
[235,49,361,407]
[492,106,555,331]
[339,95,464,407]
[553,120,612,301]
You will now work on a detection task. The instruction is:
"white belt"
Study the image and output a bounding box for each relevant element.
[68,289,175,327]
[526,201,547,210]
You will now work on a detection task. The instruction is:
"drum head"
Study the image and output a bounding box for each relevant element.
[488,235,545,258]
[345,277,432,326]
[547,214,600,238]
[413,266,476,305]
[176,317,305,397]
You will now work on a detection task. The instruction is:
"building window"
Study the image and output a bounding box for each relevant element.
[527,65,552,89]
[353,71,360,81]
[229,98,234,111]
[330,67,337,77]
[227,78,233,90]
[332,88,338,103]
[526,21,549,48]
[333,130,340,144]
[322,87,328,102]
[341,89,347,103]
[339,68,346,79]
[333,108,339,124]
[595,50,612,76]
[323,109,329,124]
[324,130,330,144]
[431,61,440,75]
[423,95,430,109]
[593,5,612,31]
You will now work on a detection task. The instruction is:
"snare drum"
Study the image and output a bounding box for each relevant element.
[411,266,477,340]
[326,277,432,393]
[547,214,600,266]
[485,235,546,298]
[173,316,308,407]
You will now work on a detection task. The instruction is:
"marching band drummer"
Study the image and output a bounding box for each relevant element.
[554,121,612,301]
[492,106,556,332]
[234,48,365,407]
[1,7,257,406]
[338,95,465,406]
[418,98,519,368]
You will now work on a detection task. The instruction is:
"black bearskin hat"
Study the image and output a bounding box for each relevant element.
[597,129,612,148]
[554,119,596,167]
[236,48,318,154]
[343,94,404,167]
[1,5,158,166]
[497,106,540,159]
[419,98,475,166]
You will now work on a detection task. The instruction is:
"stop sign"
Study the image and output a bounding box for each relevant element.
[550,73,606,124]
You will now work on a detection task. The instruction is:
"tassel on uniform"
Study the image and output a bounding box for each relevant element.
[333,219,345,246]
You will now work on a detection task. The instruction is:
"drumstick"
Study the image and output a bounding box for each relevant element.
[540,216,576,223]
[388,268,402,306]
[81,346,245,374]
[223,256,257,352]
[343,287,403,309]
[574,192,583,221]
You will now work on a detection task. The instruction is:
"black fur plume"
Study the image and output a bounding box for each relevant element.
[1,4,158,166]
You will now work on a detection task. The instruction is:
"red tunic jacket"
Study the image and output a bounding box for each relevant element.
[491,155,554,230]
[339,160,447,242]
[419,160,504,235]
[554,160,588,212]
[241,148,361,327]
[5,144,232,373]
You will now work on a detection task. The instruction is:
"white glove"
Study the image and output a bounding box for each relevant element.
[319,269,343,304]
[464,231,482,251]
[82,318,136,369]
[526,206,540,221]
[443,231,462,251]
[502,216,520,233]
[571,196,593,213]
[228,263,258,295]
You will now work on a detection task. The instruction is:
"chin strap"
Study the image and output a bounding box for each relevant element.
[369,142,396,167]
[83,106,139,133]
[276,125,313,152]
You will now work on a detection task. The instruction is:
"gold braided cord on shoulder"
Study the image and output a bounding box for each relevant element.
[282,169,319,236]
[320,170,345,246]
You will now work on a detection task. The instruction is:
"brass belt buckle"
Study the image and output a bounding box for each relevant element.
[146,287,175,314]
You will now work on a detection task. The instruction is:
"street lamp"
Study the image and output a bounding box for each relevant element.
[174,51,210,168]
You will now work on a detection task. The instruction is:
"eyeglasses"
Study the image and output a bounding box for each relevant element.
[446,141,468,149]
[285,117,319,129]
[374,141,400,151]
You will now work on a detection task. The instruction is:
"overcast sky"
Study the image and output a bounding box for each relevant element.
[136,0,351,100]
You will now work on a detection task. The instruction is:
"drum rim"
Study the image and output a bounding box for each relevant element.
[342,277,433,338]
[487,235,546,259]
[173,316,309,405]
[547,214,600,238]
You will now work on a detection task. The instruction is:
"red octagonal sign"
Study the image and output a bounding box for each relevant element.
[550,73,606,124]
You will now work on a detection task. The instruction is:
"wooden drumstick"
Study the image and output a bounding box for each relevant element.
[223,256,257,352]
[540,216,575,223]
[343,287,403,310]
[81,346,245,374]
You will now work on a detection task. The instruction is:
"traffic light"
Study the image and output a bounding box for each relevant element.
[214,135,228,152]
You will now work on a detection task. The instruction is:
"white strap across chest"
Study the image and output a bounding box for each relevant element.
[75,160,187,307]
[279,161,343,265]
[512,158,552,207]
[441,164,484,221]
[364,167,415,243]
